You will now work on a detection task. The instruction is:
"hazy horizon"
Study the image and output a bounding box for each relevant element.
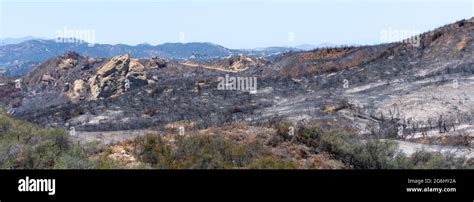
[0,0,472,49]
[0,35,347,49]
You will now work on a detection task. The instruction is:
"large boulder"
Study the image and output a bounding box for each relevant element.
[148,57,167,69]
[65,79,85,102]
[88,54,148,100]
[57,51,80,71]
[127,59,148,87]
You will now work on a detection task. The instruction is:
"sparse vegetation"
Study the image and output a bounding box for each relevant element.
[132,133,299,169]
[293,125,472,169]
[1,108,471,169]
[0,110,94,169]
[0,110,126,169]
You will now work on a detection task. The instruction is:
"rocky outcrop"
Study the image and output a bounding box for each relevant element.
[65,79,85,102]
[57,51,80,71]
[40,74,54,84]
[228,55,265,71]
[148,57,166,69]
[128,59,148,87]
[88,54,148,100]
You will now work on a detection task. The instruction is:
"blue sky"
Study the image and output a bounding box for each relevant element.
[0,0,472,49]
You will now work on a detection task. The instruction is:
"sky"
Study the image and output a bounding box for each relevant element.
[0,0,473,49]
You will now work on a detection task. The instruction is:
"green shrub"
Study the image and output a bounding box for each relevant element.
[410,151,471,169]
[350,139,403,169]
[293,125,470,169]
[173,135,244,169]
[134,134,172,168]
[0,111,92,169]
[247,156,299,169]
[274,121,294,141]
[231,141,264,167]
[53,144,95,169]
[95,154,123,169]
[132,133,298,169]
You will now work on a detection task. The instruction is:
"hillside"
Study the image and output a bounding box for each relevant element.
[1,18,473,169]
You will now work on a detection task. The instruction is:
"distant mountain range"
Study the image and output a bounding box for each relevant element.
[0,38,312,76]
[0,36,40,46]
[0,37,348,76]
